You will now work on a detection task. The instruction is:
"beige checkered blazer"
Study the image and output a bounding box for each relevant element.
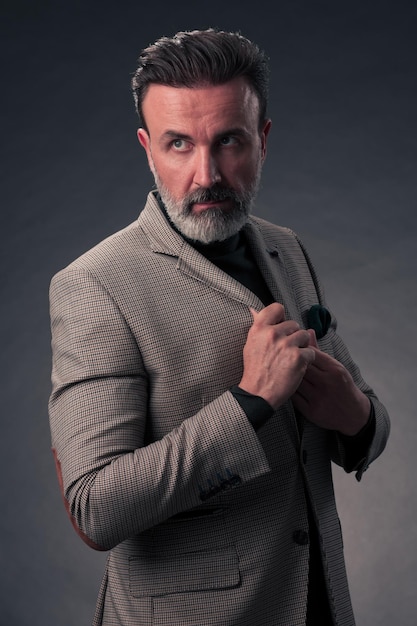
[49,191,389,626]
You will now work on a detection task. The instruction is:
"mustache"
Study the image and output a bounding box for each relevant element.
[185,185,241,205]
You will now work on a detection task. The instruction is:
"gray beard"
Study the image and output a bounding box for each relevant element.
[153,170,261,244]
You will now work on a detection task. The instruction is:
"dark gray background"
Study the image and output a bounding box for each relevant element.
[1,1,416,624]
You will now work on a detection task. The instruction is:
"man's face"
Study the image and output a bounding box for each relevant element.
[137,77,271,243]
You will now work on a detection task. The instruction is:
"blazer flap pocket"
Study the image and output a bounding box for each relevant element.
[129,546,240,597]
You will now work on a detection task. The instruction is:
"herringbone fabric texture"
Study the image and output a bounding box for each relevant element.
[49,191,389,626]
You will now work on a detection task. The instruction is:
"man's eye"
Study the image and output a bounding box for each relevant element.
[219,136,238,146]
[171,139,189,151]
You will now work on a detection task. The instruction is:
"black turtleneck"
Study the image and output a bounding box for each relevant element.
[191,232,275,308]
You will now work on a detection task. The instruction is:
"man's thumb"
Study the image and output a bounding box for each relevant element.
[307,328,319,349]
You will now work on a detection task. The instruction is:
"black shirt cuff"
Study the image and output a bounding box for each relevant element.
[230,385,274,431]
[338,402,376,471]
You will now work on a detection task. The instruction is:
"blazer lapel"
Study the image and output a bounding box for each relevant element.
[177,244,264,309]
[139,193,303,442]
[138,192,265,310]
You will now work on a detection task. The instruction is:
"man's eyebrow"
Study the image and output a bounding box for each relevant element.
[216,127,250,139]
[159,130,193,143]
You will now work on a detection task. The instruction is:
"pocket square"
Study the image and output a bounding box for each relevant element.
[307,304,331,340]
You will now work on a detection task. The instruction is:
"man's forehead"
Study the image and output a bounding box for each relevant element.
[141,78,260,132]
[144,79,258,111]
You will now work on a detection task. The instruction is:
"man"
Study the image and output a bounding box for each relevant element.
[49,29,390,626]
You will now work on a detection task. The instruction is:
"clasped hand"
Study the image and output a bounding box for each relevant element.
[239,303,370,436]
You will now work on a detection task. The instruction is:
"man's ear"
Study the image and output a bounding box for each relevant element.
[137,128,154,173]
[260,119,272,161]
[137,128,149,150]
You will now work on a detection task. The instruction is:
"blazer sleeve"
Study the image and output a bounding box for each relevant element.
[327,327,390,481]
[49,266,271,551]
[292,231,390,480]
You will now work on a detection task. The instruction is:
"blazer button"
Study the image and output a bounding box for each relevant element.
[293,529,309,545]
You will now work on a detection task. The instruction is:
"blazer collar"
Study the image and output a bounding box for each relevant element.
[244,218,302,324]
[137,191,186,257]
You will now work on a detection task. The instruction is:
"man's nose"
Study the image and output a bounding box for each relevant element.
[193,149,221,187]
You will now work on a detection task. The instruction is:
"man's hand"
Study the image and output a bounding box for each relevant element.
[239,303,316,410]
[293,331,371,436]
